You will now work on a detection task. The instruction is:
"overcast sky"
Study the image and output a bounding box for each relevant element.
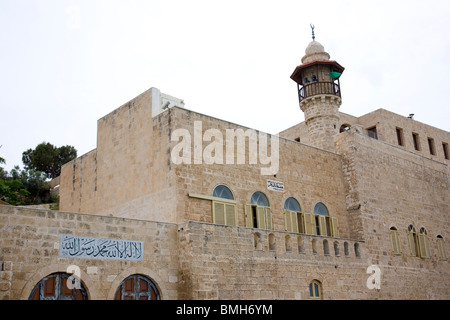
[1,0,450,172]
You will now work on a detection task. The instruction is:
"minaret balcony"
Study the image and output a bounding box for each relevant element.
[298,81,341,103]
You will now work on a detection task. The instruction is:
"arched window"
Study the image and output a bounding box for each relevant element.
[334,241,340,256]
[269,233,276,251]
[114,274,160,300]
[29,272,88,300]
[340,124,351,133]
[284,197,302,233]
[251,191,269,207]
[354,243,361,258]
[309,280,322,299]
[312,202,339,237]
[408,225,419,257]
[213,185,234,200]
[344,242,349,257]
[253,232,262,250]
[284,197,301,212]
[314,202,329,216]
[245,192,272,230]
[312,239,318,255]
[298,236,305,254]
[323,239,330,256]
[389,227,401,255]
[285,235,292,253]
[212,185,237,226]
[437,235,447,261]
[418,227,430,259]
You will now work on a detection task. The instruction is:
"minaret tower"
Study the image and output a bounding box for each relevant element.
[290,26,345,152]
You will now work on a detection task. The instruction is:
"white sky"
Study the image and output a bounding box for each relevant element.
[1,0,450,172]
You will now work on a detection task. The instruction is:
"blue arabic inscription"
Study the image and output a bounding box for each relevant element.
[59,235,144,261]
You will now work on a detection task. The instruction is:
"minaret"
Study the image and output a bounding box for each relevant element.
[290,27,345,152]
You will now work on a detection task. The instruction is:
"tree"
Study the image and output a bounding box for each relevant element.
[22,142,77,179]
[0,179,30,205]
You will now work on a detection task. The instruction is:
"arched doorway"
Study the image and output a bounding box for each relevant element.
[29,272,88,300]
[114,274,160,300]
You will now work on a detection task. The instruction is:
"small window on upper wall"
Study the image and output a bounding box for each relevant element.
[396,127,404,146]
[428,138,436,155]
[340,124,351,133]
[389,227,401,255]
[367,126,378,139]
[443,143,449,160]
[418,227,430,259]
[412,133,420,151]
[437,235,447,261]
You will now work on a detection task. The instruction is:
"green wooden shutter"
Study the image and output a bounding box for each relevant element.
[225,204,237,226]
[437,238,447,260]
[213,201,225,225]
[318,215,327,236]
[291,211,299,233]
[265,207,272,230]
[390,229,401,255]
[330,217,339,237]
[284,211,291,232]
[298,213,305,233]
[256,206,266,229]
[418,233,430,258]
[408,231,417,256]
[245,204,253,228]
[303,213,315,235]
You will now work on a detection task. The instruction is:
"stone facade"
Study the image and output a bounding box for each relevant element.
[0,206,178,300]
[1,39,449,300]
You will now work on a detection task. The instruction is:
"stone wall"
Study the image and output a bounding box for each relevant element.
[335,130,450,299]
[178,221,367,300]
[168,107,351,238]
[60,88,178,223]
[0,206,179,300]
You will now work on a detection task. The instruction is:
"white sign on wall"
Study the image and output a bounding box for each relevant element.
[59,235,144,261]
[267,179,284,192]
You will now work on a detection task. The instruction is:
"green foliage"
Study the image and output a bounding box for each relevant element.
[0,179,31,205]
[22,142,77,179]
[0,142,77,206]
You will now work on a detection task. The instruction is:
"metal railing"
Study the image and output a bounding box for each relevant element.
[298,82,341,102]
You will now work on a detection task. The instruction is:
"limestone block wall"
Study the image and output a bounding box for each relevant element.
[168,107,351,238]
[300,95,341,152]
[60,88,178,223]
[335,131,450,299]
[178,221,368,300]
[356,109,450,163]
[0,206,179,300]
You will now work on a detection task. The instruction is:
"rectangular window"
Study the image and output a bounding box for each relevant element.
[367,126,378,139]
[428,137,436,155]
[443,143,449,160]
[412,133,420,151]
[396,127,404,146]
